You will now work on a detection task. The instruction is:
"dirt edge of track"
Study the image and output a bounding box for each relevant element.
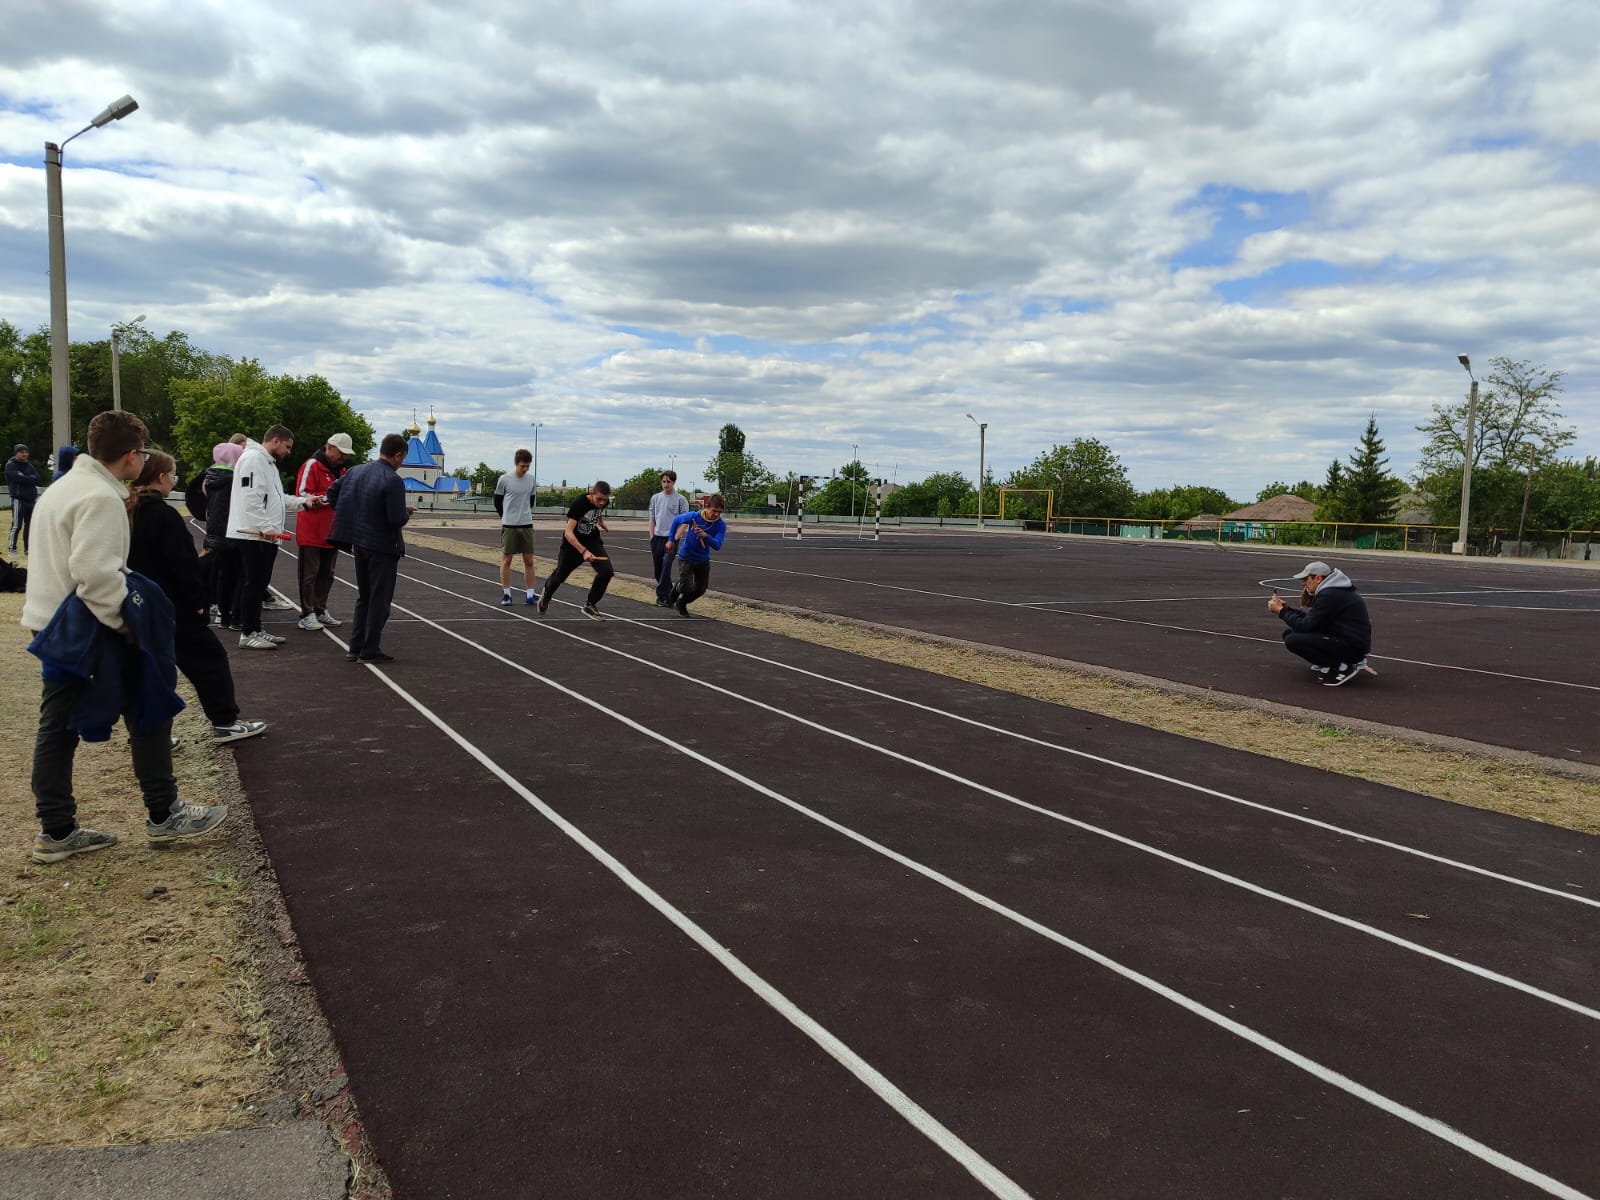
[407,531,1600,836]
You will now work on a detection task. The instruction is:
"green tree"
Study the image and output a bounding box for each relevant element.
[1314,460,1346,522]
[467,462,501,496]
[170,358,277,474]
[882,471,973,518]
[1255,480,1320,504]
[612,466,670,510]
[1006,438,1134,519]
[1416,358,1575,478]
[1132,485,1239,521]
[1338,416,1405,524]
[271,373,375,481]
[705,423,775,509]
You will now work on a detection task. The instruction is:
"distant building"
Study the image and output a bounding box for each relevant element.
[396,408,470,500]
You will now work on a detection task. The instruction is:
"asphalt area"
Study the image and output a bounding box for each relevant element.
[214,525,1600,1200]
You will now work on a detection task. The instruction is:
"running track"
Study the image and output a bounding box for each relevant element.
[221,534,1600,1199]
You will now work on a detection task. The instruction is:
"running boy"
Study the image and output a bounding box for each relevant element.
[537,482,612,620]
[664,493,727,617]
[494,448,538,606]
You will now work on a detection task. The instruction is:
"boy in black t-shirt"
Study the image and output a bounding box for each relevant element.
[537,482,613,620]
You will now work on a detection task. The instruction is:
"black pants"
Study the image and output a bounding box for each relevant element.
[650,535,676,601]
[174,619,239,726]
[32,669,176,838]
[298,545,338,616]
[237,540,279,634]
[205,542,243,626]
[542,542,612,607]
[9,498,33,553]
[672,559,711,607]
[1282,629,1366,669]
[349,548,399,658]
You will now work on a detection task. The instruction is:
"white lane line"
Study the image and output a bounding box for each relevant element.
[308,595,1032,1199]
[401,550,1600,912]
[345,584,1597,1200]
[698,559,1600,690]
[388,555,1600,1021]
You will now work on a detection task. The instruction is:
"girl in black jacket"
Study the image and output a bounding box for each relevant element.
[127,452,267,744]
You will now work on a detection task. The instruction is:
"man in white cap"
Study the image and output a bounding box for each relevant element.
[293,432,354,630]
[1266,560,1374,686]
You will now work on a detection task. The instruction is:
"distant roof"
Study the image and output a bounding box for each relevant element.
[422,430,443,455]
[1224,494,1317,522]
[401,437,433,467]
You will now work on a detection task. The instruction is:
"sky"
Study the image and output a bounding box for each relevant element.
[1,0,1597,500]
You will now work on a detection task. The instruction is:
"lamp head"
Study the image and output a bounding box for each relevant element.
[1457,353,1470,371]
[90,95,139,128]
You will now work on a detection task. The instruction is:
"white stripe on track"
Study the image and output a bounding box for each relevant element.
[315,613,1034,1199]
[330,580,1597,1200]
[384,555,1600,1024]
[400,550,1600,912]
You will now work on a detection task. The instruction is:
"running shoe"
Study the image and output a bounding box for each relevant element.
[582,604,606,621]
[314,611,341,628]
[213,720,268,744]
[32,826,118,864]
[146,799,229,847]
[297,614,323,631]
[239,632,278,650]
[501,591,514,607]
[1322,663,1361,687]
[536,591,550,614]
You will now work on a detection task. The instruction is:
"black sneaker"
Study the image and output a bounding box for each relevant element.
[675,597,690,617]
[1322,663,1360,687]
[582,604,606,621]
[359,651,396,664]
[213,720,268,744]
[655,598,671,608]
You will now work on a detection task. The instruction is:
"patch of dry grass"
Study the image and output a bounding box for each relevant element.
[0,593,275,1149]
[409,529,1600,836]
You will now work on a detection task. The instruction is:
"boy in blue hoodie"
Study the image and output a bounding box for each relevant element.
[664,493,726,617]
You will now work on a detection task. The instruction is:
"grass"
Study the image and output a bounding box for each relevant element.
[0,591,275,1150]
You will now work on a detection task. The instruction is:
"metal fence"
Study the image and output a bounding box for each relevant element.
[1047,516,1600,561]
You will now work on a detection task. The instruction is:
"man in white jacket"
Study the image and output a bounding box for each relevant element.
[227,425,317,650]
[23,410,227,864]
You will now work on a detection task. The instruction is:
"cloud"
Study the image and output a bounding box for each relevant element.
[0,0,1596,497]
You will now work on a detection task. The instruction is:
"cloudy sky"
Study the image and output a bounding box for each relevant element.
[2,0,1596,499]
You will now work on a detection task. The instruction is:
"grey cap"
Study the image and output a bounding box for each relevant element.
[1293,561,1333,579]
[13,444,26,453]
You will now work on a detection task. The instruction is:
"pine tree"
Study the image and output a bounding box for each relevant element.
[1340,416,1404,524]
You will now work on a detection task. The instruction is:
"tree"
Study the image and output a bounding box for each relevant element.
[271,373,375,481]
[467,462,501,496]
[1132,485,1239,521]
[1337,416,1405,524]
[170,358,277,474]
[1313,460,1346,522]
[1255,480,1320,504]
[882,472,974,518]
[1006,438,1134,519]
[612,466,670,510]
[705,422,775,509]
[1415,358,1575,478]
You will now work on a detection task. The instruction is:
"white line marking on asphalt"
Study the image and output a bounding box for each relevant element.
[351,581,1598,1200]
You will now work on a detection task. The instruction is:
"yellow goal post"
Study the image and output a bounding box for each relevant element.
[997,488,1055,528]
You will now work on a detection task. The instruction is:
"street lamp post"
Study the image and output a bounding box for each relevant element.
[47,94,140,458]
[965,413,987,526]
[529,422,543,508]
[850,442,859,522]
[110,314,146,411]
[1454,355,1478,555]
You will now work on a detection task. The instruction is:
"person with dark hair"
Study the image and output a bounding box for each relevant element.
[493,448,538,606]
[327,433,413,664]
[6,443,40,556]
[126,451,267,744]
[52,445,79,480]
[664,493,727,617]
[293,432,353,630]
[201,442,245,628]
[227,425,318,650]
[536,481,612,620]
[22,411,226,864]
[648,469,689,606]
[1267,560,1375,687]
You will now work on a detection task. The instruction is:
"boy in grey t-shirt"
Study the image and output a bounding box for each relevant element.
[494,449,538,605]
[648,470,690,606]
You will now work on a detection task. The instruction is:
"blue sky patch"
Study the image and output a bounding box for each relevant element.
[1172,186,1313,269]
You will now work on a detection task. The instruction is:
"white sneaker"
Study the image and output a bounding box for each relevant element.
[262,632,287,644]
[262,594,295,611]
[314,611,341,628]
[297,613,323,631]
[213,720,268,743]
[239,632,278,650]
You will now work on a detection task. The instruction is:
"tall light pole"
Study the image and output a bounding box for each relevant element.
[966,412,987,526]
[1454,355,1478,555]
[850,442,859,521]
[47,94,140,459]
[110,313,145,411]
[529,422,543,508]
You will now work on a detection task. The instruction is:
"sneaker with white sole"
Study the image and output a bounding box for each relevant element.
[582,604,606,621]
[296,614,323,631]
[213,720,268,744]
[146,799,229,847]
[261,632,287,644]
[239,632,278,650]
[1322,662,1362,687]
[313,611,341,628]
[262,594,295,611]
[501,591,514,606]
[32,826,118,864]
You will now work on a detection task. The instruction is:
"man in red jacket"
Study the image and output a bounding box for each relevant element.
[294,432,352,630]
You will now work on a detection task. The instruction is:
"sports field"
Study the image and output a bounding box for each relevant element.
[223,521,1598,1199]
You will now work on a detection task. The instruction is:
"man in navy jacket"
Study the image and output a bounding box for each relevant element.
[328,433,413,664]
[1267,560,1373,687]
[6,443,40,555]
